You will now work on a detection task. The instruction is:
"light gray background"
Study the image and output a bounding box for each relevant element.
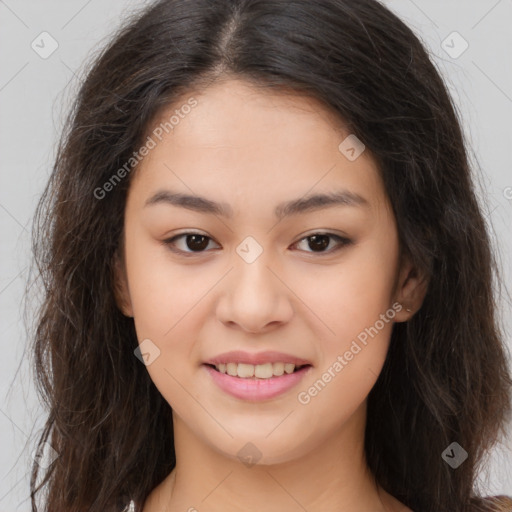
[1,0,511,510]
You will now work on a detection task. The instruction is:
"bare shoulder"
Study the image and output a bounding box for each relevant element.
[390,495,512,512]
[483,495,512,511]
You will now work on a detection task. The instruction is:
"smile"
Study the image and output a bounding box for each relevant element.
[208,362,309,379]
[202,363,313,401]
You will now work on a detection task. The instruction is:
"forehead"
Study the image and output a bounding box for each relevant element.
[148,79,348,153]
[128,78,390,217]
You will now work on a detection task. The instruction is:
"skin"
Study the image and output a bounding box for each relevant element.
[114,78,428,512]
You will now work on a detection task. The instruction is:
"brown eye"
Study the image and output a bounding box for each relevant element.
[163,231,352,257]
[182,234,210,251]
[305,234,330,252]
[292,233,352,254]
[163,233,219,255]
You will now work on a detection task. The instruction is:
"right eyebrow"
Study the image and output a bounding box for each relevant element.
[144,189,370,220]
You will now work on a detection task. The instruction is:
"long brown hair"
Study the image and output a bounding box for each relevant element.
[28,0,512,510]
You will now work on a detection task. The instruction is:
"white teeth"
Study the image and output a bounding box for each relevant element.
[273,362,284,376]
[255,363,273,378]
[284,363,295,374]
[214,362,302,378]
[238,363,255,378]
[226,362,238,376]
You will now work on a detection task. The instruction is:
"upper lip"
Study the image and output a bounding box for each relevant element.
[203,350,312,366]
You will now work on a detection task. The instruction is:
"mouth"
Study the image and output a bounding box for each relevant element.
[203,362,312,379]
[202,362,313,401]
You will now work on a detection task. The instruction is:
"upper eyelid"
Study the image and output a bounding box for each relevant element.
[166,230,347,242]
[164,231,350,252]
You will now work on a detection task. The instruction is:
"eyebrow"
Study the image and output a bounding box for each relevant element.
[144,188,370,220]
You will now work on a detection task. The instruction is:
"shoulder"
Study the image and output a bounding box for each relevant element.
[481,495,512,511]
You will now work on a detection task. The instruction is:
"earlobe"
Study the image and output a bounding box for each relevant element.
[393,256,429,323]
[112,250,134,318]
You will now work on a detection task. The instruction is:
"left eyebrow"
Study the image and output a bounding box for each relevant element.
[144,189,370,220]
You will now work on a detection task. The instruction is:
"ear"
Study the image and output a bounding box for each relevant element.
[392,252,429,322]
[112,249,134,318]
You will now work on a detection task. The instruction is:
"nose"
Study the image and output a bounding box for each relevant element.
[216,254,294,334]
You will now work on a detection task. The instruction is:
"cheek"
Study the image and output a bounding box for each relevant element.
[124,229,223,409]
[295,257,397,422]
[294,235,398,348]
[289,230,398,410]
[125,223,210,335]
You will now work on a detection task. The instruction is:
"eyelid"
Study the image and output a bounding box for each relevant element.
[291,232,352,255]
[162,230,353,256]
[162,230,220,256]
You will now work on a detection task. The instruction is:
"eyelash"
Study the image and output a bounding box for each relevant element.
[162,231,353,257]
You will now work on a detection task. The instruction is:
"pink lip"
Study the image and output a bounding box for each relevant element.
[203,364,313,401]
[203,350,312,366]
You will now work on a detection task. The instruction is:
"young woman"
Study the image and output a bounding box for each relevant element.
[28,0,512,511]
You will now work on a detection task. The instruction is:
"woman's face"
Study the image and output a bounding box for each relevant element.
[115,78,424,465]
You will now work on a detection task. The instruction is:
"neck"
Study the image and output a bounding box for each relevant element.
[143,401,406,512]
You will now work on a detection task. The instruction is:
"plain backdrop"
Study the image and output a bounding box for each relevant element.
[1,0,511,510]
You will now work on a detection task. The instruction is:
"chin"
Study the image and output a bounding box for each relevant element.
[207,432,318,468]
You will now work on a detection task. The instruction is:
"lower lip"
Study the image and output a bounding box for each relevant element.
[202,364,312,401]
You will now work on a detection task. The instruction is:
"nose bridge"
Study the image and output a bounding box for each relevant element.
[216,236,293,331]
[233,236,279,303]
